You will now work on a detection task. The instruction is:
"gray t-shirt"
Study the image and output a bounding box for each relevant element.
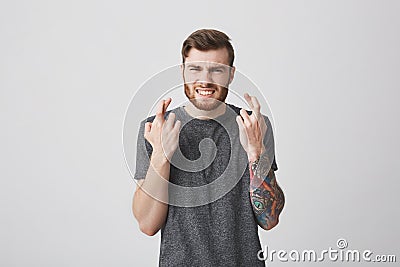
[134,103,277,266]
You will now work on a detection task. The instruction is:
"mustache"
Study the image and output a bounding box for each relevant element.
[193,83,218,89]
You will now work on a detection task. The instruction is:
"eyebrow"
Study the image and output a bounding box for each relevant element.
[209,66,226,70]
[185,64,201,68]
[186,63,228,69]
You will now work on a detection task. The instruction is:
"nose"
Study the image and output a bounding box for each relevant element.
[197,69,213,83]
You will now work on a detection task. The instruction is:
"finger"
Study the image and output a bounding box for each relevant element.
[144,122,152,133]
[240,108,252,126]
[259,115,267,133]
[165,112,176,129]
[260,119,267,134]
[155,99,166,121]
[245,93,261,116]
[244,94,257,122]
[245,94,262,123]
[250,95,261,114]
[244,93,254,109]
[144,122,152,140]
[163,97,172,113]
[173,120,181,133]
[236,115,245,132]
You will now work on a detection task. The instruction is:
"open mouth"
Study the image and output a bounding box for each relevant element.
[195,88,216,97]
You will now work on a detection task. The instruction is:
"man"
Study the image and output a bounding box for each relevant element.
[132,29,285,266]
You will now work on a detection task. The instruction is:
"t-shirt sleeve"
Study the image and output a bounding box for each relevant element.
[133,119,153,180]
[262,115,278,171]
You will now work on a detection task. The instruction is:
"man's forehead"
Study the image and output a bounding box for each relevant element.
[185,47,230,65]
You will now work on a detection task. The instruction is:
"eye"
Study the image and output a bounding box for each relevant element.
[189,67,201,71]
[211,68,223,73]
[253,200,265,210]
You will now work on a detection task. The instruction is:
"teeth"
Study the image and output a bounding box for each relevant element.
[197,90,214,96]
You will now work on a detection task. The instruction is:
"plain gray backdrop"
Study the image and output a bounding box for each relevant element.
[1,0,399,266]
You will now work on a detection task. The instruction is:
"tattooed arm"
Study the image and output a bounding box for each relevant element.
[236,93,285,230]
[249,151,285,230]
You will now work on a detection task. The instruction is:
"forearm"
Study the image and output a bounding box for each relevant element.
[249,151,285,230]
[132,151,170,235]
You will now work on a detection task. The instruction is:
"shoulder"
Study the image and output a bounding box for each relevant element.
[226,103,242,115]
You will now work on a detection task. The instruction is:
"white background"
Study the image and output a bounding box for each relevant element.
[1,0,399,266]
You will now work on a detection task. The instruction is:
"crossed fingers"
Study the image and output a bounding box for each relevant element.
[238,93,263,126]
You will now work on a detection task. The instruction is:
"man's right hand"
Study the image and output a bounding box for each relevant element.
[144,98,181,160]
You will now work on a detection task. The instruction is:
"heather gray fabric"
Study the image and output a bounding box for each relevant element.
[134,103,277,266]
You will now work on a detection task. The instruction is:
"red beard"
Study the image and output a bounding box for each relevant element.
[184,83,228,111]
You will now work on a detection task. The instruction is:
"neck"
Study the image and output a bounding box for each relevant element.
[184,102,227,120]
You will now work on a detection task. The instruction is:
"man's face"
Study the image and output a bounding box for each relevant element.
[182,48,235,111]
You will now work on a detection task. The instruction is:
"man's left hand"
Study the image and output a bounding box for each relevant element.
[236,93,267,162]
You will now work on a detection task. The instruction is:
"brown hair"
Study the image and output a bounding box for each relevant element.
[181,29,235,66]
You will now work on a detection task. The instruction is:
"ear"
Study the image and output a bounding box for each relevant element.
[228,66,236,84]
[179,63,185,78]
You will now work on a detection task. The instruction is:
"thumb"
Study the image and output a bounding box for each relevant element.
[236,115,245,133]
[144,122,152,133]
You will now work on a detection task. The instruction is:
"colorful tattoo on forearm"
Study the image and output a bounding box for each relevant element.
[249,152,285,229]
